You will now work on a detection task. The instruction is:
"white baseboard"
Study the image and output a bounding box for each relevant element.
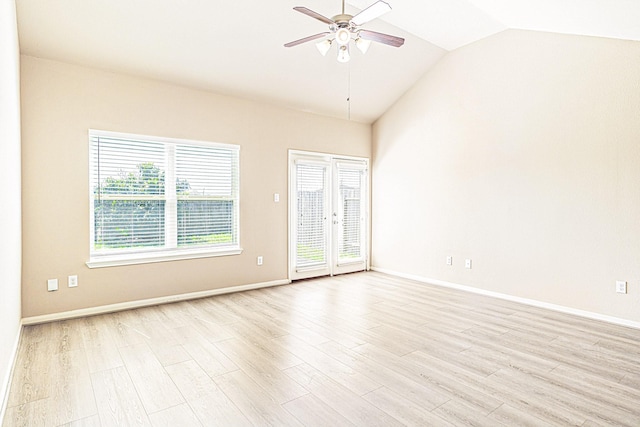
[22,279,291,325]
[371,267,640,330]
[0,323,22,423]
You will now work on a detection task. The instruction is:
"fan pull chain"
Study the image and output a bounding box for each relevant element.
[347,62,351,120]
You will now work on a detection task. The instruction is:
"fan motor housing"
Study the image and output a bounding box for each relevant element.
[331,13,354,26]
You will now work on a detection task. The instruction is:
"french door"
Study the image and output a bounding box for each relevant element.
[289,151,369,280]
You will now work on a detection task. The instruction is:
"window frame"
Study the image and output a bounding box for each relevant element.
[87,129,242,269]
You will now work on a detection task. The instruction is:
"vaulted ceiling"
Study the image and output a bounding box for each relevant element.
[16,0,640,123]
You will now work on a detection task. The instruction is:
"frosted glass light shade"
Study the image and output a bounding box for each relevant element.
[337,45,350,63]
[316,39,332,56]
[355,37,371,54]
[335,28,351,46]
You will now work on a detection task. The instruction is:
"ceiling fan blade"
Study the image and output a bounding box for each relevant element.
[358,29,404,47]
[293,6,335,25]
[284,32,330,48]
[350,0,392,26]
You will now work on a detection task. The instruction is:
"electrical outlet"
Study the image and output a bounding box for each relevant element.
[257,256,263,266]
[68,275,78,288]
[274,193,280,202]
[616,280,627,294]
[47,279,58,292]
[465,259,472,269]
[446,256,452,266]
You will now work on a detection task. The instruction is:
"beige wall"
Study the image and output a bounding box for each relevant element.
[0,0,22,411]
[20,55,370,317]
[372,30,640,322]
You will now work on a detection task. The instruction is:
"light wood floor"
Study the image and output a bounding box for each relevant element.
[4,271,640,426]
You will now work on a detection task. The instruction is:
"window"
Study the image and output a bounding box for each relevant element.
[88,130,240,267]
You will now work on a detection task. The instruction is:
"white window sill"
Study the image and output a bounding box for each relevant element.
[86,247,243,269]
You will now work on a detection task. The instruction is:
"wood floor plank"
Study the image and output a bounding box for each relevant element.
[620,372,640,389]
[48,350,97,425]
[150,343,192,367]
[104,316,147,349]
[3,399,54,427]
[152,301,200,329]
[181,316,236,343]
[216,337,309,404]
[225,322,303,370]
[177,331,239,378]
[404,346,589,426]
[213,370,303,426]
[224,291,332,346]
[50,319,86,354]
[7,341,52,407]
[186,298,240,325]
[283,363,404,427]
[283,393,356,427]
[117,343,184,414]
[273,335,381,396]
[487,404,555,427]
[148,404,202,427]
[81,316,124,374]
[354,343,504,415]
[208,297,290,339]
[491,367,640,426]
[90,367,152,426]
[60,414,102,427]
[317,340,450,410]
[433,399,510,427]
[164,360,251,426]
[362,386,455,426]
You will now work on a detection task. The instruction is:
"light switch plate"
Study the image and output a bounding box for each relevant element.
[47,279,58,292]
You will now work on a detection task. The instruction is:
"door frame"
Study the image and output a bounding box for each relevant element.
[288,149,370,281]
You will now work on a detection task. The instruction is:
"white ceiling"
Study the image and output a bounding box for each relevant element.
[16,0,640,123]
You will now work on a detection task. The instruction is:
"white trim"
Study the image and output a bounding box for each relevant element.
[86,247,243,268]
[88,129,241,265]
[371,267,640,330]
[288,149,370,281]
[88,129,241,151]
[1,323,22,423]
[288,149,368,163]
[22,279,291,325]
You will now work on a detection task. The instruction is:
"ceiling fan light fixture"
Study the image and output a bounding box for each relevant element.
[316,39,332,56]
[335,27,351,46]
[285,1,404,63]
[337,44,350,63]
[355,37,371,54]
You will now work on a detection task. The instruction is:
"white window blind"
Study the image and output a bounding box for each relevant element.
[338,166,363,261]
[89,130,239,264]
[295,162,328,269]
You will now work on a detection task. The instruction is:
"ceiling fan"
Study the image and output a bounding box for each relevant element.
[284,0,405,63]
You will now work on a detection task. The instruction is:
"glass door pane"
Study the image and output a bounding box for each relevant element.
[337,166,364,264]
[294,161,330,276]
